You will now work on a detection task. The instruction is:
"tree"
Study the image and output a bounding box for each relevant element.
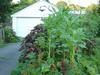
[56,1,68,9]
[0,0,12,23]
[11,0,37,14]
[86,4,98,12]
[20,0,36,5]
[97,0,100,36]
[0,0,12,41]
[98,0,100,14]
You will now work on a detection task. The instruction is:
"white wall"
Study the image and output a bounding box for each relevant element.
[14,17,43,37]
[12,17,17,33]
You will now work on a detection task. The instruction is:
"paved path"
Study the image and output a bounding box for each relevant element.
[0,43,20,75]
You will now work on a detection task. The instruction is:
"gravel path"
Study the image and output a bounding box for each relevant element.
[0,43,20,75]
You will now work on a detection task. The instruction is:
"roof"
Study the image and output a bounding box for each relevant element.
[11,0,58,18]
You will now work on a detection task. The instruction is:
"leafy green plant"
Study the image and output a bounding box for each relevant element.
[43,9,87,65]
[82,13,100,38]
[4,26,19,43]
[12,8,100,75]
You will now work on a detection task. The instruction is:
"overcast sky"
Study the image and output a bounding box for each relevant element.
[13,0,99,7]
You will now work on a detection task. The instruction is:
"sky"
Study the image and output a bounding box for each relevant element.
[13,0,99,7]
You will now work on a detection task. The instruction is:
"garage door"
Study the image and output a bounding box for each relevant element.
[16,17,43,37]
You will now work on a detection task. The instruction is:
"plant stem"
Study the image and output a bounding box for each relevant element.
[48,30,51,59]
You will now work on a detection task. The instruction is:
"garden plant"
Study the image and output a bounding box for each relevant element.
[11,9,100,75]
[4,26,19,43]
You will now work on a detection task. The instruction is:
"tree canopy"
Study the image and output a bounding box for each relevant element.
[0,0,12,23]
[56,1,68,8]
[98,0,100,14]
[11,0,37,14]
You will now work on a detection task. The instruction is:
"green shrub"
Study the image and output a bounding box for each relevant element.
[4,26,19,43]
[43,9,87,65]
[82,13,100,38]
[95,37,100,73]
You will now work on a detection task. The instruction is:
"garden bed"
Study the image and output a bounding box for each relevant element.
[11,9,100,75]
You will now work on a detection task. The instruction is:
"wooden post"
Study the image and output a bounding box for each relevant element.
[0,30,1,39]
[0,23,2,40]
[2,27,5,41]
[0,23,5,41]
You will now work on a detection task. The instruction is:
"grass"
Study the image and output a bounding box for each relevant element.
[0,44,6,48]
[0,39,5,48]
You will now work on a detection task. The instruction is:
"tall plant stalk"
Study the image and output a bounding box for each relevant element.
[69,44,75,65]
[48,29,51,59]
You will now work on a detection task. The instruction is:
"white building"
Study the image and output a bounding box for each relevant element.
[11,0,58,37]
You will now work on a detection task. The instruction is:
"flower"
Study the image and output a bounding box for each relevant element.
[29,48,34,51]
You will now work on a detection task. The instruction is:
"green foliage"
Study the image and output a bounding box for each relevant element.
[94,37,100,73]
[12,9,100,75]
[0,39,5,48]
[21,0,36,5]
[43,9,87,64]
[35,36,47,49]
[56,1,68,9]
[98,0,100,14]
[0,0,12,23]
[4,26,19,43]
[85,4,100,37]
[11,0,37,14]
[82,13,100,38]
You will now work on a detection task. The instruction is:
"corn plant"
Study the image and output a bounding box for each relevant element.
[43,9,86,65]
